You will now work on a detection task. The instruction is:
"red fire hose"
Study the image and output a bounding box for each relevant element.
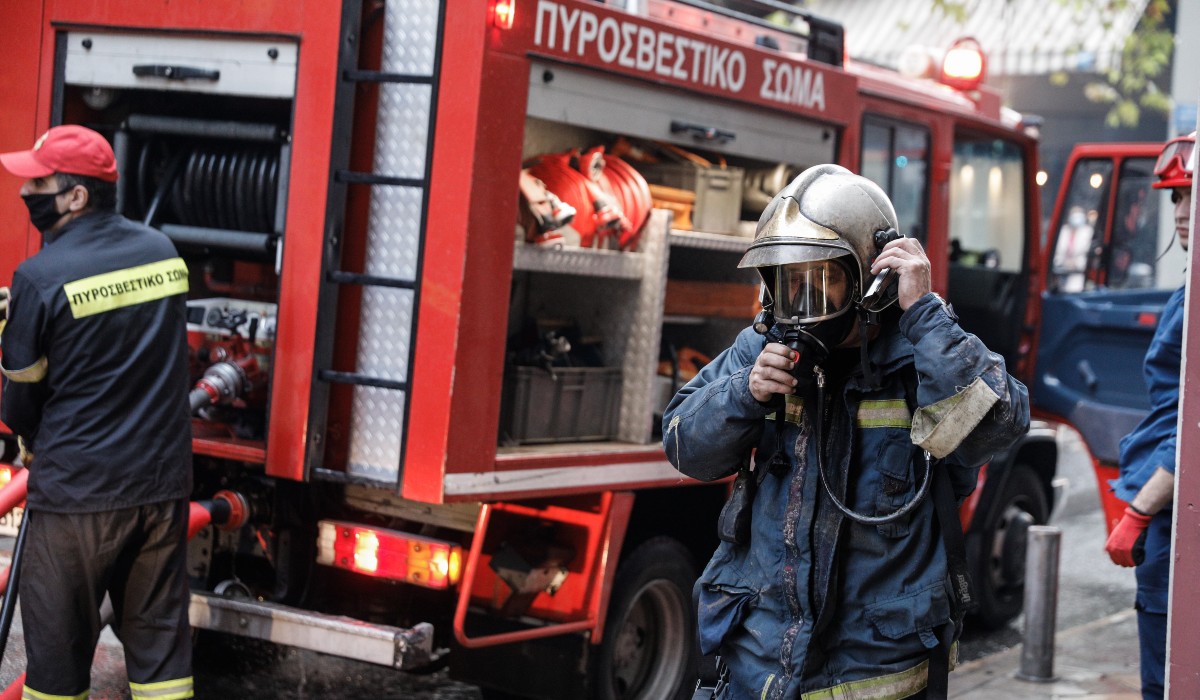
[525,147,652,251]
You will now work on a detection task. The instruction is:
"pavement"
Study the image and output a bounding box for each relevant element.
[0,531,1146,700]
[0,577,1146,700]
[950,608,1141,699]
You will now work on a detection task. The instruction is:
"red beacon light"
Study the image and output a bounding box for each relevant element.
[492,0,516,29]
[941,37,986,91]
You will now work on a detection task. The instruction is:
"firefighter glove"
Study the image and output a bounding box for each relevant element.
[1105,506,1151,567]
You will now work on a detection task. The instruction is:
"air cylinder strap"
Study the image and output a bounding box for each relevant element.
[927,457,975,699]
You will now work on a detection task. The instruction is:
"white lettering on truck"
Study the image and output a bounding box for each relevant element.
[535,1,775,102]
[761,58,826,111]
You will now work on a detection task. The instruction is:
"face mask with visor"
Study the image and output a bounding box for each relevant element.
[771,257,856,326]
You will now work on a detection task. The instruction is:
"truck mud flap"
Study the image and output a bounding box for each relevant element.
[188,591,437,669]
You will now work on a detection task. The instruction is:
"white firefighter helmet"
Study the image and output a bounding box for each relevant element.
[738,163,900,325]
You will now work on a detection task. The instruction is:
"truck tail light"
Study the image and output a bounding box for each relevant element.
[492,0,516,29]
[0,465,14,489]
[317,520,463,589]
[941,37,985,91]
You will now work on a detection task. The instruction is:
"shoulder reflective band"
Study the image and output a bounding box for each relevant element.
[1,356,48,383]
[857,398,911,428]
[62,257,189,319]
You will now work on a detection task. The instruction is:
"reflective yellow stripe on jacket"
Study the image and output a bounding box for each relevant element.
[798,644,957,700]
[1,356,48,383]
[857,398,911,428]
[766,395,806,425]
[62,257,189,319]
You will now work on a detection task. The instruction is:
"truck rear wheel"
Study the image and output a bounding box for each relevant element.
[971,464,1049,629]
[591,536,698,700]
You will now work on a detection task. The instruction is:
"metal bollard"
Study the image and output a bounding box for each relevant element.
[1016,525,1061,682]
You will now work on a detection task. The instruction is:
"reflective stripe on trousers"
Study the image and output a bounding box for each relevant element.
[130,677,195,700]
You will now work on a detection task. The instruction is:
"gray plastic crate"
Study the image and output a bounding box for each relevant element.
[500,366,623,444]
[636,163,744,234]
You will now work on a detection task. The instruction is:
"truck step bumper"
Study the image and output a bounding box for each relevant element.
[188,591,437,669]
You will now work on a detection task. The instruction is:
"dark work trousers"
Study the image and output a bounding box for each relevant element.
[1135,512,1172,700]
[20,500,193,698]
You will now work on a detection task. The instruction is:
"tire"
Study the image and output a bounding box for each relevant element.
[590,536,699,700]
[970,464,1050,629]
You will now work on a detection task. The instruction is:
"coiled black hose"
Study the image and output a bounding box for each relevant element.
[136,138,279,234]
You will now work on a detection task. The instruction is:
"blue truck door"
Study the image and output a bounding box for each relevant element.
[1033,147,1184,466]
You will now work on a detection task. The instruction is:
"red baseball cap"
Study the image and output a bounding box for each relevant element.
[0,125,119,183]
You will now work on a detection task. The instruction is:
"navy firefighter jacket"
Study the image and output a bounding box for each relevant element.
[1,210,193,513]
[1111,285,1185,504]
[662,293,1029,700]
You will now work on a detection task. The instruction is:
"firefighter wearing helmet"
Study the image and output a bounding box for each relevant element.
[1105,131,1195,700]
[664,164,1029,699]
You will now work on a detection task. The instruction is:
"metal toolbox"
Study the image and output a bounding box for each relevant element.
[636,163,744,235]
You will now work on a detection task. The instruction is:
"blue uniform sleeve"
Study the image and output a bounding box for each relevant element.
[1146,434,1178,476]
[899,293,1030,466]
[662,327,775,481]
[1,268,51,441]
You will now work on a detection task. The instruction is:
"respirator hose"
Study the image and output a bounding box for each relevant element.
[813,366,932,525]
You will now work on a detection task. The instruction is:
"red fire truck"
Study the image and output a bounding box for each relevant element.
[0,0,1060,697]
[1034,142,1187,534]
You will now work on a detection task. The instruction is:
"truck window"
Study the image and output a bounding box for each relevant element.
[1049,158,1112,292]
[1107,157,1181,291]
[948,136,1025,272]
[945,134,1027,365]
[860,116,929,243]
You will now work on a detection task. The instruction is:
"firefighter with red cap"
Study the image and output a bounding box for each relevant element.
[0,125,194,699]
[1105,130,1195,700]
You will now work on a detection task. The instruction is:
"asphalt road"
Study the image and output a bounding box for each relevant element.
[0,427,1136,698]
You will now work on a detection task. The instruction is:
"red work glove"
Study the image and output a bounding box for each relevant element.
[1105,506,1151,567]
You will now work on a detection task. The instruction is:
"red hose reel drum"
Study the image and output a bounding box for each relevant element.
[524,147,652,251]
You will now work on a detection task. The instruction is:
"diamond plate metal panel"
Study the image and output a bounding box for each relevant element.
[513,244,645,279]
[356,286,414,380]
[617,211,669,443]
[347,385,407,480]
[509,212,671,445]
[366,186,422,278]
[373,84,432,180]
[383,0,439,76]
[342,0,439,484]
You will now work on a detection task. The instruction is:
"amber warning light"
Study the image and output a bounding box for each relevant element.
[316,520,463,589]
[493,0,516,29]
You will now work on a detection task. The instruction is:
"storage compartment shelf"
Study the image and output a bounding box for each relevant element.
[513,242,645,279]
[664,279,759,319]
[669,229,751,253]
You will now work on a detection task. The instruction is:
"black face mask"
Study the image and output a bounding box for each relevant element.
[21,187,71,234]
[785,310,857,368]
